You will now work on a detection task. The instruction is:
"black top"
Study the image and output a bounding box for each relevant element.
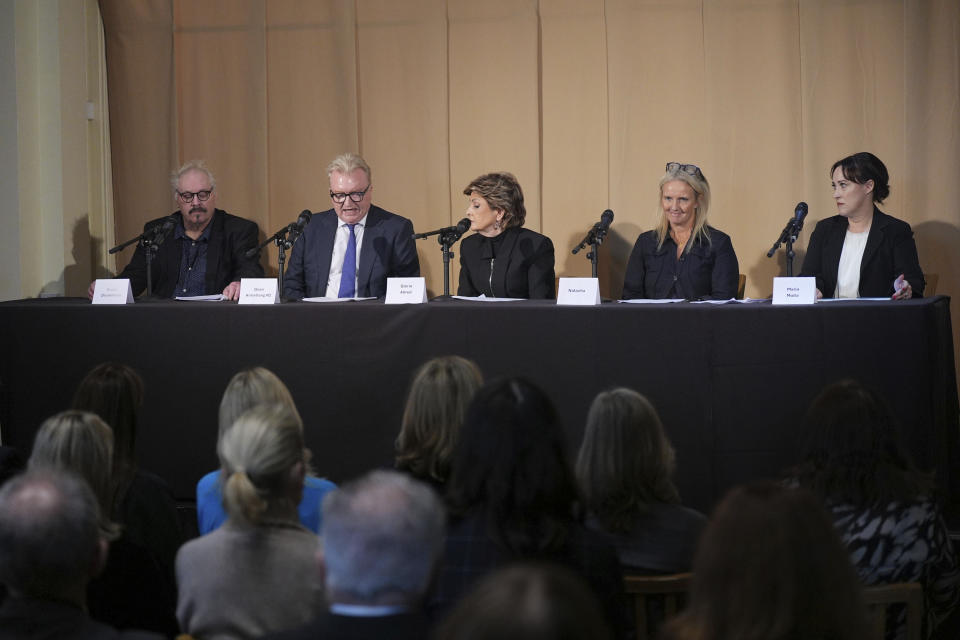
[117,209,262,298]
[0,597,164,640]
[622,226,739,300]
[261,610,430,640]
[458,226,556,299]
[799,207,925,297]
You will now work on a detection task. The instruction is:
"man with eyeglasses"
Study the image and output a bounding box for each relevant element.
[283,153,420,300]
[90,160,263,300]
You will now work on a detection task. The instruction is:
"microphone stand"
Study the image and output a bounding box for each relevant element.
[249,223,298,295]
[572,225,610,279]
[766,220,802,276]
[109,225,170,298]
[437,228,465,297]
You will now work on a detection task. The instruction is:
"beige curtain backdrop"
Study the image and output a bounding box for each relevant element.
[98,0,959,325]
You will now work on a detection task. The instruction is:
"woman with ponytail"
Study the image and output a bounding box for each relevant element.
[175,404,324,639]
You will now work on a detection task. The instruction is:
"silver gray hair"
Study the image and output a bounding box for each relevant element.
[321,470,444,604]
[170,159,216,194]
[327,152,372,183]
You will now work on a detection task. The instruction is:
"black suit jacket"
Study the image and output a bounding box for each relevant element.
[117,209,262,298]
[261,610,429,640]
[283,206,420,299]
[0,597,164,640]
[457,226,556,299]
[800,207,925,297]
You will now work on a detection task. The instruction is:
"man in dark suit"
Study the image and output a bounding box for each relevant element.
[263,470,444,640]
[89,161,263,300]
[0,469,163,639]
[282,153,420,299]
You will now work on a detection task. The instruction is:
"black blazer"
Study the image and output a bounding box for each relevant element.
[622,227,739,300]
[283,206,420,299]
[117,209,262,298]
[800,207,925,297]
[457,226,556,299]
[261,611,429,640]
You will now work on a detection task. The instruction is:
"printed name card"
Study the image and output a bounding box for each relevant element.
[772,277,816,305]
[238,278,279,304]
[556,277,601,306]
[92,279,134,304]
[385,277,427,304]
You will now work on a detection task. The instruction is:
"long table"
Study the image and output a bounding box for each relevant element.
[1,296,957,517]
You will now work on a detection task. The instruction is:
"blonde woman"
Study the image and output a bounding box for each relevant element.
[176,404,324,639]
[196,367,335,534]
[622,162,738,300]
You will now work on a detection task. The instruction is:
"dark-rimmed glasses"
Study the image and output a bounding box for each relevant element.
[666,162,704,180]
[329,186,370,204]
[176,189,213,203]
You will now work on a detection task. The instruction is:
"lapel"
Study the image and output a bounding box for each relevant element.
[204,209,224,291]
[823,216,848,280]
[315,212,339,296]
[860,207,885,278]
[357,206,381,293]
[491,227,520,296]
[160,211,185,288]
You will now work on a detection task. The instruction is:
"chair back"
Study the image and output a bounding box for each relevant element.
[737,273,746,299]
[624,573,692,640]
[862,582,923,640]
[924,273,938,296]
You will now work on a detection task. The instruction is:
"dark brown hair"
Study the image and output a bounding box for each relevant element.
[831,152,890,203]
[463,172,526,228]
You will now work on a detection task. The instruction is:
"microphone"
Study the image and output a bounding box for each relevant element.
[572,209,615,254]
[150,214,178,247]
[412,218,471,240]
[287,210,312,245]
[766,202,809,258]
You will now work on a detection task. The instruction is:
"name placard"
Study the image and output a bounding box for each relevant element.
[556,277,601,306]
[238,278,280,304]
[92,279,134,305]
[772,277,816,305]
[385,277,427,304]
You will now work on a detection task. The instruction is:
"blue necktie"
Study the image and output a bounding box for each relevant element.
[337,223,357,298]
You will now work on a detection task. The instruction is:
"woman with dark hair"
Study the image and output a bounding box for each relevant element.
[622,162,738,300]
[458,172,556,299]
[661,482,868,640]
[575,388,705,574]
[789,379,959,636]
[394,355,483,491]
[430,378,627,636]
[800,152,924,299]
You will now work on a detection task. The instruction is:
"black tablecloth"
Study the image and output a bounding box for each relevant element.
[1,296,957,515]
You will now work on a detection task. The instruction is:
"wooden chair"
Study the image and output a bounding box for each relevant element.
[623,573,692,640]
[862,582,923,640]
[737,273,746,299]
[924,273,938,296]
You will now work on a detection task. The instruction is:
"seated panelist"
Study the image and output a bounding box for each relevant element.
[622,162,738,300]
[89,160,263,300]
[800,152,923,299]
[457,172,555,299]
[283,153,420,300]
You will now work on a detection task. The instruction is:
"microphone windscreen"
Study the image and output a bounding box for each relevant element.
[456,217,471,233]
[794,202,808,220]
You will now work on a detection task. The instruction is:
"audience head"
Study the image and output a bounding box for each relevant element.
[575,388,679,532]
[463,172,527,230]
[218,403,308,526]
[792,378,930,505]
[664,481,866,640]
[0,468,105,601]
[71,362,144,506]
[28,410,117,535]
[447,377,578,554]
[320,470,445,607]
[395,355,483,485]
[830,152,890,204]
[218,366,299,441]
[435,563,612,640]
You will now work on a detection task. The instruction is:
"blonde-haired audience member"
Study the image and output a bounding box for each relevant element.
[176,404,324,639]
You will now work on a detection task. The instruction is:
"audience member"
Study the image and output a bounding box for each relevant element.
[429,377,628,637]
[434,562,613,640]
[176,404,324,639]
[788,379,960,636]
[0,469,164,639]
[661,481,868,640]
[264,470,444,640]
[395,355,483,491]
[196,366,335,534]
[575,388,706,573]
[72,362,183,595]
[28,410,177,634]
